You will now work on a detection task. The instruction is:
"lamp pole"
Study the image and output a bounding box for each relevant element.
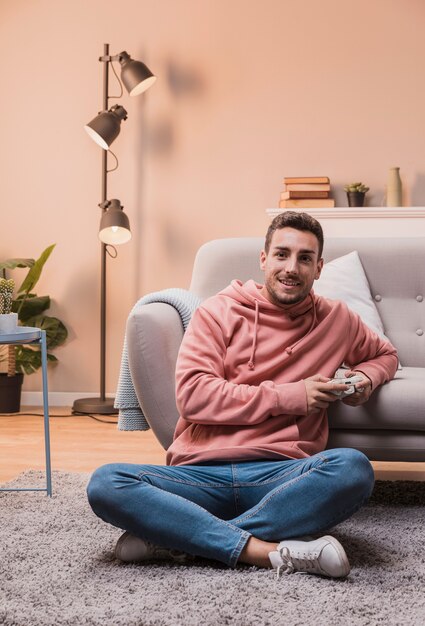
[99,43,113,411]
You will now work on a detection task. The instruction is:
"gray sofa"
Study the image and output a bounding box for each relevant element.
[127,237,425,462]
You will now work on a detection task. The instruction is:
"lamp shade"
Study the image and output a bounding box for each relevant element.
[119,51,157,97]
[99,199,131,244]
[84,105,128,149]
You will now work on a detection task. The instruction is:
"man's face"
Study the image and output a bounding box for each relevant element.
[260,227,323,308]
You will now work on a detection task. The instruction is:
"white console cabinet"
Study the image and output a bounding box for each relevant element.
[266,207,425,238]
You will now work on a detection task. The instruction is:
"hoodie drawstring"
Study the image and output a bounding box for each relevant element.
[285,293,317,355]
[248,299,259,370]
[248,293,318,366]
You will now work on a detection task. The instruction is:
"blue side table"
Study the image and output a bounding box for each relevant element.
[0,327,52,496]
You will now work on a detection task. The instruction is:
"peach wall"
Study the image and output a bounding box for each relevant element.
[0,0,424,395]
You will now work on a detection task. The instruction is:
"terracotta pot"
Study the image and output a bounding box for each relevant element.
[0,372,24,413]
[347,191,365,207]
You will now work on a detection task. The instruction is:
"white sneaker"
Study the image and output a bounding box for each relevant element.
[115,531,192,564]
[268,535,350,579]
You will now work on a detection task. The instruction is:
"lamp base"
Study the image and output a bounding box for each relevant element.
[72,397,117,415]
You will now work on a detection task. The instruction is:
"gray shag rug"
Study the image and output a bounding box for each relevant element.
[1,471,425,626]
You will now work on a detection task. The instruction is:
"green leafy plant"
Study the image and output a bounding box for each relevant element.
[0,245,68,375]
[344,182,370,193]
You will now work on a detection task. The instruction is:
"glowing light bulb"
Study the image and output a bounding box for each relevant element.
[111,226,119,233]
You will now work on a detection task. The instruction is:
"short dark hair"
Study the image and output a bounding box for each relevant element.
[264,211,324,258]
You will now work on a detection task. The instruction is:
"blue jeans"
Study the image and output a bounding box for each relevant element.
[87,448,374,568]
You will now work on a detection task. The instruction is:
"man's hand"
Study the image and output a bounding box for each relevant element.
[303,374,357,413]
[341,370,372,406]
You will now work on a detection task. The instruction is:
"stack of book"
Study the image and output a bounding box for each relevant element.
[279,176,335,209]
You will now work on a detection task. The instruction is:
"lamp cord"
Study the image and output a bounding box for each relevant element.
[0,411,118,424]
[106,149,119,173]
[108,60,124,100]
[105,245,118,258]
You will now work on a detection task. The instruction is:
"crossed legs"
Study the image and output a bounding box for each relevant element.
[87,448,374,568]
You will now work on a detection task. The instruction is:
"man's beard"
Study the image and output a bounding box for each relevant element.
[266,278,310,308]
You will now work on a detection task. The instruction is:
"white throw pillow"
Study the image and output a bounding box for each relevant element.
[314,250,401,367]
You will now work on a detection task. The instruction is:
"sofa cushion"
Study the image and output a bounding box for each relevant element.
[314,250,402,369]
[315,251,387,340]
[328,367,425,432]
[326,429,425,462]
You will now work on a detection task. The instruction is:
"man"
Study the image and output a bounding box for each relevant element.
[87,211,398,579]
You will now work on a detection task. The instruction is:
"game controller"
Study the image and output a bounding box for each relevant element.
[327,375,363,397]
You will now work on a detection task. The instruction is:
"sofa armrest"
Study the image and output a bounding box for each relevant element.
[127,302,183,449]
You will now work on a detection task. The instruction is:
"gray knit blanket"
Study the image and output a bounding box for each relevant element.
[115,288,202,431]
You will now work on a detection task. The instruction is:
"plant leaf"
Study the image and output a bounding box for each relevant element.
[12,295,51,321]
[23,314,68,349]
[15,346,57,375]
[18,245,56,294]
[0,258,34,273]
[15,346,40,374]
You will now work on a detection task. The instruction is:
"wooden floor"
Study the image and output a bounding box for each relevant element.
[1,407,424,483]
[0,407,166,483]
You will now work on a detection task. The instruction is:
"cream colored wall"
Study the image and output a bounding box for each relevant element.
[1,0,424,395]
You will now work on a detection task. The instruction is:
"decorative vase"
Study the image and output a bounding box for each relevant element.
[347,191,366,207]
[0,372,24,413]
[0,312,18,334]
[386,167,402,207]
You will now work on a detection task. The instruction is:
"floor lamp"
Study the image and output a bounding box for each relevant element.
[72,43,156,415]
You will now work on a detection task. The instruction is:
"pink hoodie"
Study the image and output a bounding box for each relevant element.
[166,279,398,466]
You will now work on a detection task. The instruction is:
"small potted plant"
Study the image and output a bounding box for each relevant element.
[0,278,18,333]
[344,182,370,207]
[0,245,68,413]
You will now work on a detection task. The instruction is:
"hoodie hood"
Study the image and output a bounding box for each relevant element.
[219,279,318,369]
